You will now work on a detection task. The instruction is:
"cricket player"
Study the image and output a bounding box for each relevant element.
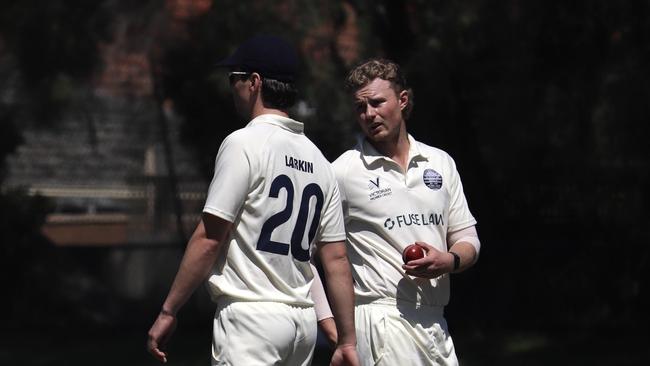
[146,35,358,366]
[332,59,481,365]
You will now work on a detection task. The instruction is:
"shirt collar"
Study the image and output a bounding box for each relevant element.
[358,134,426,165]
[247,114,304,134]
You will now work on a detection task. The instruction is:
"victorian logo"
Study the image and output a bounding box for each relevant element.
[423,169,443,190]
[368,177,380,190]
[368,176,392,200]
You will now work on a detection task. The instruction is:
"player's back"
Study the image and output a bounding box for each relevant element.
[203,114,345,306]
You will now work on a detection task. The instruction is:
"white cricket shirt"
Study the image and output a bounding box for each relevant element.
[203,114,346,306]
[332,134,477,307]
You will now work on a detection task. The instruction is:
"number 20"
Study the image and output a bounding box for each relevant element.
[256,175,324,262]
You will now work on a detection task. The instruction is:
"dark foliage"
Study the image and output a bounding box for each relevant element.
[0,0,648,343]
[0,0,112,124]
[362,0,650,331]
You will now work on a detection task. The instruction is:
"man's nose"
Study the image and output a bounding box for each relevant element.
[365,104,376,119]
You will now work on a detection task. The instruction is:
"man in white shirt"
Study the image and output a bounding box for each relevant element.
[332,58,481,366]
[146,35,358,366]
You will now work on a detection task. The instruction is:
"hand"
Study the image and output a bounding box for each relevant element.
[402,241,454,278]
[330,343,360,366]
[146,311,177,363]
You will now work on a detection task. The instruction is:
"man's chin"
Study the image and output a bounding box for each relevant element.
[366,131,387,142]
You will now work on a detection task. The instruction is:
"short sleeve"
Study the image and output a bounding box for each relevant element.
[203,133,252,222]
[446,155,477,232]
[331,154,350,218]
[315,175,346,243]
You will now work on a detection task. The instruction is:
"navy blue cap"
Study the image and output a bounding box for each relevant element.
[216,35,298,83]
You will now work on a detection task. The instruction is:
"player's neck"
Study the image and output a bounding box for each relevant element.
[250,101,289,119]
[372,132,410,172]
[251,108,289,119]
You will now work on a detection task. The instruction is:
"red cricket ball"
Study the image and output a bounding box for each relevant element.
[402,244,425,263]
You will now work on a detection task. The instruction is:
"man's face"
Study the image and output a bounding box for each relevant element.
[353,78,408,143]
[229,71,252,119]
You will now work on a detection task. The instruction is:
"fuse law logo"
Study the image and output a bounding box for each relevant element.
[383,213,444,231]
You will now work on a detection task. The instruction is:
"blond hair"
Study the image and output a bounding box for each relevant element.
[345,58,414,119]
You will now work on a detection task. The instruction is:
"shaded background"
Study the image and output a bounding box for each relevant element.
[1,0,649,365]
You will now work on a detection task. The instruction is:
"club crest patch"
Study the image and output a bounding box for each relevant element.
[423,169,443,190]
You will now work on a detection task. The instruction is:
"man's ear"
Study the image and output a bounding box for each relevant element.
[399,89,408,110]
[250,73,262,90]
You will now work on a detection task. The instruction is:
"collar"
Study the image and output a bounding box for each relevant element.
[358,134,426,165]
[247,114,304,134]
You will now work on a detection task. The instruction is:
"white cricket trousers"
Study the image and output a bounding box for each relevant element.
[211,297,317,366]
[355,299,458,366]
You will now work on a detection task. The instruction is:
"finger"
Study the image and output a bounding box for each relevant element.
[405,265,439,278]
[152,347,168,363]
[403,267,423,276]
[148,339,168,363]
[414,241,434,251]
[402,260,429,271]
[409,256,428,265]
[147,338,157,354]
[402,264,418,271]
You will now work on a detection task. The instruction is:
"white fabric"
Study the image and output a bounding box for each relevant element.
[332,134,477,307]
[212,298,317,365]
[203,114,346,306]
[355,301,458,366]
[310,263,333,321]
[447,225,480,257]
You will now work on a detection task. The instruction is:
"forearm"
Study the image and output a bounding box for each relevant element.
[310,263,333,321]
[163,215,230,315]
[318,241,356,347]
[447,241,477,273]
[310,262,339,347]
[447,225,480,273]
[162,236,218,314]
[317,317,338,348]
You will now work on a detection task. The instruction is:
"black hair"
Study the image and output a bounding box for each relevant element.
[260,77,298,110]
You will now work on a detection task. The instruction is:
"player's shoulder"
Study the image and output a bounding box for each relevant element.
[220,124,274,154]
[411,138,449,158]
[214,131,249,163]
[222,126,254,145]
[332,148,359,166]
[332,148,361,174]
[413,138,458,166]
